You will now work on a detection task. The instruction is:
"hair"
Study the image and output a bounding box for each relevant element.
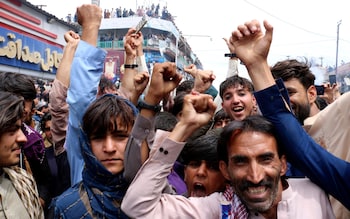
[219,75,254,99]
[0,72,37,101]
[98,75,117,96]
[0,91,24,134]
[176,80,194,95]
[82,94,136,140]
[315,96,328,110]
[180,128,222,165]
[171,91,187,117]
[155,111,178,131]
[270,58,315,90]
[217,115,283,164]
[40,112,52,132]
[214,108,231,124]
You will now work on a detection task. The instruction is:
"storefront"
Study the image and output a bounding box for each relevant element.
[0,0,79,80]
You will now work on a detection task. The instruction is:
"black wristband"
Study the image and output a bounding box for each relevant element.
[124,64,138,69]
[137,100,161,112]
[224,53,237,58]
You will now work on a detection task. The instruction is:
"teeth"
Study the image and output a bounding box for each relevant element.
[232,107,244,112]
[247,186,266,194]
[194,183,204,188]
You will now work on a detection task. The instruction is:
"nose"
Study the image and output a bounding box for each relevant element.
[231,94,240,105]
[103,135,116,153]
[17,129,27,145]
[246,161,264,184]
[196,161,208,177]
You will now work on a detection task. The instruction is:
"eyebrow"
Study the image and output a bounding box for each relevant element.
[230,152,275,162]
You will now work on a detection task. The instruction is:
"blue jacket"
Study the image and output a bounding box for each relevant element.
[66,40,106,185]
[254,80,350,210]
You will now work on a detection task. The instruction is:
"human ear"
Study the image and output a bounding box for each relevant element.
[219,160,231,181]
[307,85,318,103]
[279,155,288,176]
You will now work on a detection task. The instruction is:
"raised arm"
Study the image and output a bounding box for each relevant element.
[231,19,350,210]
[66,4,105,185]
[49,31,79,156]
[123,62,182,182]
[184,64,216,94]
[122,92,218,218]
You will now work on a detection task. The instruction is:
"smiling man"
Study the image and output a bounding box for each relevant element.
[217,116,334,218]
[220,75,258,121]
[0,91,44,219]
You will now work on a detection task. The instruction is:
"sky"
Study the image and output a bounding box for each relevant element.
[28,0,350,88]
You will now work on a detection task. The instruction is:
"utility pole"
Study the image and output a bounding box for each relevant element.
[335,20,342,75]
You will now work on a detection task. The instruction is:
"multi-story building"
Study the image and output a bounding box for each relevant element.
[98,12,202,83]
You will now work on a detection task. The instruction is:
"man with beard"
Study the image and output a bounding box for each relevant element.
[270,59,350,218]
[121,94,333,218]
[270,59,319,124]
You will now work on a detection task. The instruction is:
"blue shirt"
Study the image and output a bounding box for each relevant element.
[254,80,350,210]
[66,40,107,185]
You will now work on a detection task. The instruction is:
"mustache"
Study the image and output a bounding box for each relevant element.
[238,179,273,190]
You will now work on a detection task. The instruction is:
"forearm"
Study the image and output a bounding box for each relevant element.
[119,55,138,100]
[123,114,155,183]
[122,134,185,217]
[246,60,275,91]
[67,41,106,127]
[56,42,78,87]
[49,80,68,146]
[81,25,99,47]
[227,58,239,77]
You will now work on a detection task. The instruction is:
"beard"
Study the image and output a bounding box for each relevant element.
[293,102,310,125]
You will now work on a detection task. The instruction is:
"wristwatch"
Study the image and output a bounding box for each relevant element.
[137,100,161,112]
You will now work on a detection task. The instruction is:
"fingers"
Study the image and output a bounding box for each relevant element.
[263,20,273,43]
[64,31,80,43]
[183,93,216,118]
[134,71,149,83]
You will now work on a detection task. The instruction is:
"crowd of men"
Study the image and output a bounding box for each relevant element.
[1,3,349,219]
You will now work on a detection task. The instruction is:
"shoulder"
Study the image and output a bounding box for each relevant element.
[286,178,328,197]
[53,183,81,210]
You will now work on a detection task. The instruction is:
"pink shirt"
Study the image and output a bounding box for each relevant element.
[122,130,335,219]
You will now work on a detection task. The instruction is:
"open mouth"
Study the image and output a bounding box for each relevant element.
[190,183,207,197]
[232,106,244,113]
[245,186,268,200]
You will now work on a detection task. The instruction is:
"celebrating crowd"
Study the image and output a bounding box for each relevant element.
[1,4,349,219]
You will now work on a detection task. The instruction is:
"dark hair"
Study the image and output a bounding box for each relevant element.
[82,94,136,140]
[171,91,187,117]
[40,112,52,132]
[155,111,178,131]
[214,108,231,123]
[180,128,222,165]
[271,58,315,90]
[98,75,117,96]
[219,75,254,99]
[0,91,24,134]
[0,72,37,100]
[315,96,328,110]
[217,115,283,164]
[176,80,194,95]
